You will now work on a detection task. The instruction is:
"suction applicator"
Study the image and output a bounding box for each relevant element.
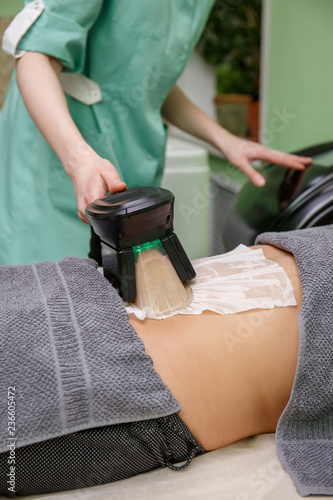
[85,187,195,316]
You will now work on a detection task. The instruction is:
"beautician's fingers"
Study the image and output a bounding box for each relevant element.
[243,142,312,170]
[221,136,312,187]
[71,158,126,224]
[80,173,126,224]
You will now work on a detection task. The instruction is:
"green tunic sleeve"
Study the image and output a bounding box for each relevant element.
[17,0,103,72]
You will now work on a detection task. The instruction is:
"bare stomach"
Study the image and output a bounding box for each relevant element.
[129,245,301,451]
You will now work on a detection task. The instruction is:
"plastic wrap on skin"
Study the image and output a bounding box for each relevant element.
[125,244,297,320]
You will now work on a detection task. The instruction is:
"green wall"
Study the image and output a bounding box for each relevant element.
[0,0,23,16]
[262,0,333,152]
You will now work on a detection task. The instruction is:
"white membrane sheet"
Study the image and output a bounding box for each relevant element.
[125,244,297,320]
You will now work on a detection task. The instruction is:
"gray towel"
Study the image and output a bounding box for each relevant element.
[256,225,333,497]
[0,257,180,453]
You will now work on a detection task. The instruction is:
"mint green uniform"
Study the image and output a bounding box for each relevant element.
[0,0,214,265]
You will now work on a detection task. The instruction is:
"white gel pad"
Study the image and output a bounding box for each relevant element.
[125,244,297,320]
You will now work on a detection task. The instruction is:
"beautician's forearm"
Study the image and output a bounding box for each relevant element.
[16,52,126,224]
[161,85,231,150]
[161,85,312,187]
[16,52,91,175]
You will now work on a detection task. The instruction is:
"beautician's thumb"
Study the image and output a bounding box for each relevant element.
[104,167,127,194]
[238,159,266,187]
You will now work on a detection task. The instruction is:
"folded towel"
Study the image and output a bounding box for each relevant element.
[256,225,333,497]
[0,257,180,452]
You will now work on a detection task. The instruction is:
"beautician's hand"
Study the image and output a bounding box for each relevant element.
[219,133,313,187]
[162,85,312,187]
[16,52,126,224]
[68,146,127,223]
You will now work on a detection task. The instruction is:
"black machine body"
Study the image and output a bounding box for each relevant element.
[223,142,333,251]
[85,186,196,301]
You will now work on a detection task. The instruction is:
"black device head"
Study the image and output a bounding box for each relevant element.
[85,186,175,249]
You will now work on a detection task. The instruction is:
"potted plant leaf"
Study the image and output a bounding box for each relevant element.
[198,0,261,139]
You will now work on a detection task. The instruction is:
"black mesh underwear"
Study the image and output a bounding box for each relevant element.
[0,413,204,497]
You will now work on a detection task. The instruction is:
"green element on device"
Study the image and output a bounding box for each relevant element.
[133,239,166,261]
